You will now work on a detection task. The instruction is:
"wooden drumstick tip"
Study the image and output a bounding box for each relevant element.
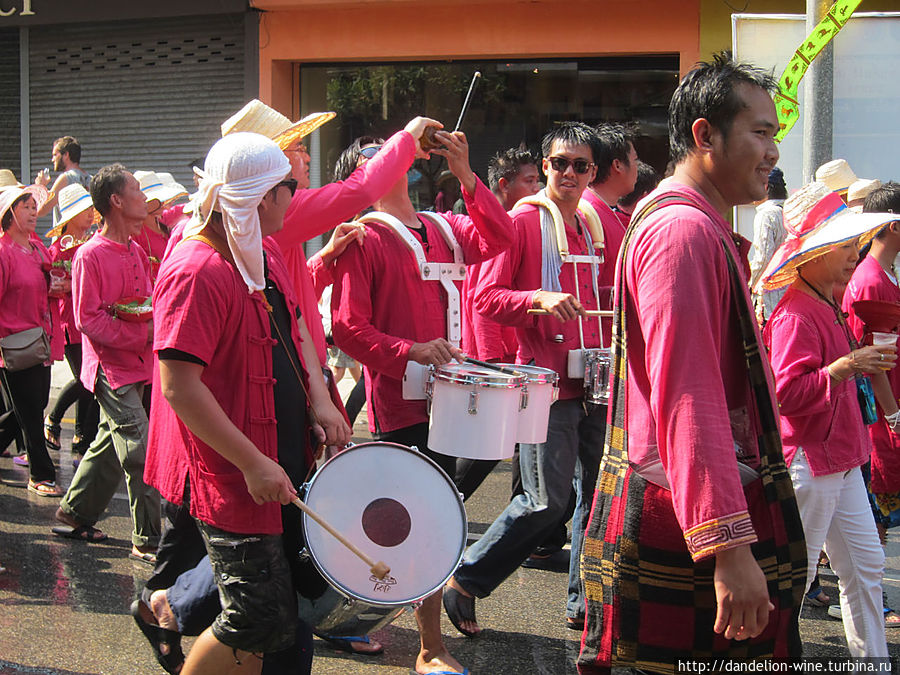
[370,561,391,579]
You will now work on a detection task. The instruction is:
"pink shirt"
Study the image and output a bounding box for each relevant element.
[49,238,81,345]
[462,260,518,362]
[765,287,871,476]
[73,234,153,391]
[842,255,900,493]
[273,129,417,365]
[0,234,62,366]
[306,251,332,301]
[474,203,603,400]
[133,224,169,286]
[147,237,307,535]
[623,184,768,560]
[582,188,626,346]
[331,178,514,433]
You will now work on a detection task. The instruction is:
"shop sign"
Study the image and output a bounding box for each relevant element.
[0,1,35,17]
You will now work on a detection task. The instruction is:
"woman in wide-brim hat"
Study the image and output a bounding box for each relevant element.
[762,181,897,656]
[0,184,64,497]
[43,183,99,463]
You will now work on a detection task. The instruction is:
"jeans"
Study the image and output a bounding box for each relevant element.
[60,366,160,548]
[454,398,605,619]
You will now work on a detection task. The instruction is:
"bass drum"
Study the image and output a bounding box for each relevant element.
[298,442,467,636]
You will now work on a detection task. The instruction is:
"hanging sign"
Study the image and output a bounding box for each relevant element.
[773,0,862,143]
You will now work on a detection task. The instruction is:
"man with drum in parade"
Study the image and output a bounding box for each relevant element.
[146,131,351,674]
[443,122,608,635]
[330,125,514,675]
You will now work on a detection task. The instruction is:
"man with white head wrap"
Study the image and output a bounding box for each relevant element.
[144,132,350,674]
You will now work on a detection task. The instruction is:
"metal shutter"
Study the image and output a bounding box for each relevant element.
[0,28,20,174]
[28,14,246,197]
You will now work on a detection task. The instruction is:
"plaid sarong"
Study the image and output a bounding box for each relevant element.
[577,193,807,674]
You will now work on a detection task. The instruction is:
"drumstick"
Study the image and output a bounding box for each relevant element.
[453,72,482,133]
[463,356,522,376]
[291,496,391,579]
[527,309,614,318]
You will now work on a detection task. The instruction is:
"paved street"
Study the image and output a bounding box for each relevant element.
[0,365,898,673]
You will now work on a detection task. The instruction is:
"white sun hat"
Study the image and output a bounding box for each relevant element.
[46,183,94,238]
[814,159,858,195]
[221,99,335,151]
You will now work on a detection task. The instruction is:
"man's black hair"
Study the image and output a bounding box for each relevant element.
[333,135,385,183]
[767,167,787,200]
[540,122,598,163]
[591,123,635,184]
[668,52,778,164]
[618,161,661,208]
[487,147,539,192]
[90,163,131,217]
[865,181,900,215]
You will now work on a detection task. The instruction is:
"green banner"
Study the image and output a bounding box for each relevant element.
[773,0,862,142]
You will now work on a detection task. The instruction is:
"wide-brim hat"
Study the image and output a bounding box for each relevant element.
[221,99,335,150]
[0,169,23,190]
[156,172,189,204]
[0,185,47,224]
[815,159,858,195]
[46,183,93,238]
[761,181,897,290]
[134,170,186,211]
[848,178,882,211]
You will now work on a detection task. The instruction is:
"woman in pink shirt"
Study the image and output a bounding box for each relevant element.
[0,185,63,497]
[761,182,898,657]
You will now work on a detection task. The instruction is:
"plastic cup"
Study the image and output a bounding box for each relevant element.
[872,332,898,347]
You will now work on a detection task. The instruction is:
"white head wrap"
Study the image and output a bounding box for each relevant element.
[183,132,291,293]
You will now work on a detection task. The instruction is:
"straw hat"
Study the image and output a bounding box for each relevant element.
[760,181,897,290]
[0,185,47,224]
[814,159,858,195]
[848,178,882,212]
[220,99,335,150]
[156,172,189,204]
[0,169,23,190]
[134,170,187,211]
[46,183,94,238]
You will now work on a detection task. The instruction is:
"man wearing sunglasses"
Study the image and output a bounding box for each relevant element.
[443,122,607,636]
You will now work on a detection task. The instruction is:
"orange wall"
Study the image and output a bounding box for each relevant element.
[256,0,701,114]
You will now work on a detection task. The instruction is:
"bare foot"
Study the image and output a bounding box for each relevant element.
[54,506,81,529]
[149,589,179,632]
[415,646,467,674]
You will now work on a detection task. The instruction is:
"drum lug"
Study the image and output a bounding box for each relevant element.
[519,384,529,411]
[467,390,478,415]
[297,547,311,562]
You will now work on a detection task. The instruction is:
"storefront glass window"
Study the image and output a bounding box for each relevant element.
[300,55,678,212]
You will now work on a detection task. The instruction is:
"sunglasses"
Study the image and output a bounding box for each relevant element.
[546,156,595,175]
[359,145,383,159]
[272,178,298,197]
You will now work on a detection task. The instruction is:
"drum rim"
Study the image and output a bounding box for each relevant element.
[300,441,468,607]
[433,364,526,388]
[496,363,559,385]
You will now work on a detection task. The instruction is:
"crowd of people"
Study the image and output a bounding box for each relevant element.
[0,52,898,674]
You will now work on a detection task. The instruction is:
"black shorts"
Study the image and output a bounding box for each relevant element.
[197,520,297,654]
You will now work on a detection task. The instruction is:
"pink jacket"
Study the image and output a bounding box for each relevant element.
[49,238,81,345]
[0,234,63,366]
[623,183,769,560]
[765,286,871,476]
[72,234,153,391]
[331,178,514,433]
[474,203,604,401]
[582,188,626,346]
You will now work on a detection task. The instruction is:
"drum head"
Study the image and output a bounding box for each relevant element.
[302,442,466,606]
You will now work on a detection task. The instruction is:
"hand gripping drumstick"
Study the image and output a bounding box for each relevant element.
[527,308,614,318]
[291,496,391,579]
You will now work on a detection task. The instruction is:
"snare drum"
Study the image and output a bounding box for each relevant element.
[583,348,611,405]
[427,363,525,460]
[498,363,558,444]
[298,442,466,636]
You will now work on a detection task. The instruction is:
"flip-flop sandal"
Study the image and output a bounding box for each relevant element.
[566,616,585,630]
[27,480,63,497]
[316,633,384,656]
[44,418,61,451]
[885,608,900,627]
[51,524,108,542]
[131,599,185,675]
[129,551,158,565]
[805,588,831,607]
[408,669,469,675]
[442,585,480,637]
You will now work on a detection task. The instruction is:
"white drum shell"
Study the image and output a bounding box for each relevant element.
[427,364,523,460]
[498,363,558,444]
[301,443,466,607]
